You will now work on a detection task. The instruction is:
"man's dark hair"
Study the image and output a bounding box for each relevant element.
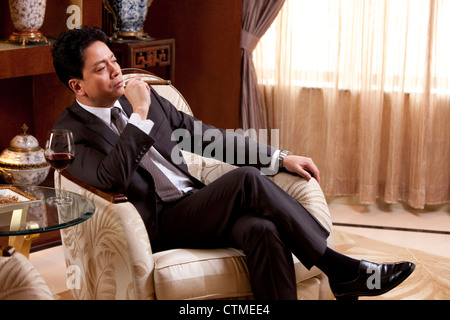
[52,26,108,89]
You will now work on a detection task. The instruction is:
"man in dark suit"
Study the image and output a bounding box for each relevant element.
[51,27,414,300]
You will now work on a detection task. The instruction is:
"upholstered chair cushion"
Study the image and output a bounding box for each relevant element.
[0,252,53,300]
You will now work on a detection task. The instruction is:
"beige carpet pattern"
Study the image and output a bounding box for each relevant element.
[55,230,450,300]
[334,230,450,300]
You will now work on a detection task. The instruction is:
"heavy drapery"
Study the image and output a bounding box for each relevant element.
[240,0,285,138]
[254,0,450,209]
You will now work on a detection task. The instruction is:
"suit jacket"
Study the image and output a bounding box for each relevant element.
[53,88,276,240]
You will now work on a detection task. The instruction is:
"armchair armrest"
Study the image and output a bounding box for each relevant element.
[0,251,54,300]
[269,172,334,246]
[61,170,128,204]
[59,171,156,300]
[188,154,334,246]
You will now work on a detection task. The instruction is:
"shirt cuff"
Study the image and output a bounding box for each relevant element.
[128,113,154,135]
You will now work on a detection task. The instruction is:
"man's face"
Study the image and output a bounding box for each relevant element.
[76,41,124,107]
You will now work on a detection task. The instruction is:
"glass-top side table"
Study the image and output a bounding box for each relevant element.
[0,185,95,258]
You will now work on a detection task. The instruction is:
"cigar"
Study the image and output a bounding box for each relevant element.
[124,79,171,87]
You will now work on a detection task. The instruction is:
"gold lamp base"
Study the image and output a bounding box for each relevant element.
[8,30,49,47]
[109,30,154,42]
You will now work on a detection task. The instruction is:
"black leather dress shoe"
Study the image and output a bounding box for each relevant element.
[330,260,415,300]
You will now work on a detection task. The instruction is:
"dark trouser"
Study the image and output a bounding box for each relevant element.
[158,167,330,300]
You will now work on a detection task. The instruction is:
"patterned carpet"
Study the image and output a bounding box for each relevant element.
[334,230,450,300]
[56,230,450,300]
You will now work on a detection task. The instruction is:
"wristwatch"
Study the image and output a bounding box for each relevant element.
[278,150,291,169]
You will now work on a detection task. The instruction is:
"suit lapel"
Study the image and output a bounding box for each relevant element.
[68,101,119,149]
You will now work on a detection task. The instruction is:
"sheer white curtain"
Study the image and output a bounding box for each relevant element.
[254,0,450,209]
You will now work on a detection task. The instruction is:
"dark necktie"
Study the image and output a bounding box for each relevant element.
[111,107,184,202]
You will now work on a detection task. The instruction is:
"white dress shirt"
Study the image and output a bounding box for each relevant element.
[77,100,194,193]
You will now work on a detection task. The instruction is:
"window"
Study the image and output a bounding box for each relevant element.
[255,0,450,94]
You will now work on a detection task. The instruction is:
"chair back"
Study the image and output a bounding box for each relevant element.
[122,68,193,116]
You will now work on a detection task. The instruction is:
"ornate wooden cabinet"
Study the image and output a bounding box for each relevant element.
[110,39,175,83]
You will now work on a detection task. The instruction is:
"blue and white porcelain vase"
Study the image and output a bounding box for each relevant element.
[103,0,154,41]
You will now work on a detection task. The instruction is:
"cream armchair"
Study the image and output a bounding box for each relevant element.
[0,247,54,300]
[58,69,335,300]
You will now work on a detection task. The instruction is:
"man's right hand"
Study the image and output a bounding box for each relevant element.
[124,77,151,120]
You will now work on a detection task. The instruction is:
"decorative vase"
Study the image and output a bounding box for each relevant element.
[8,0,49,46]
[103,0,154,41]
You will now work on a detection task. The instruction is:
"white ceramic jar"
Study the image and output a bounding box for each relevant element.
[0,124,50,186]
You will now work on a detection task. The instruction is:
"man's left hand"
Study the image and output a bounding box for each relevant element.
[282,155,320,184]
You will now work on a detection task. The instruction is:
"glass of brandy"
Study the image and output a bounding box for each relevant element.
[44,129,75,204]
